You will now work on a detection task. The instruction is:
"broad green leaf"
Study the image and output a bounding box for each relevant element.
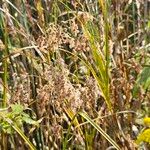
[137,67,150,87]
[22,113,38,126]
[11,104,24,115]
[133,67,150,97]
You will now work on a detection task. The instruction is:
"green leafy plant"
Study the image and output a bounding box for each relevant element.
[0,104,38,150]
[133,66,150,97]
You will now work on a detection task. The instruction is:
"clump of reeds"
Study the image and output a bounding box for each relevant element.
[0,0,150,149]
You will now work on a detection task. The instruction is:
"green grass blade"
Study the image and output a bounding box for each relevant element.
[4,118,36,150]
[79,111,121,150]
[63,109,79,150]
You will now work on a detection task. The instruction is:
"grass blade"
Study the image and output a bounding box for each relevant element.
[79,111,121,150]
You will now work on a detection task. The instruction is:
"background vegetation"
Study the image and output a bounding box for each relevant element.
[0,0,150,149]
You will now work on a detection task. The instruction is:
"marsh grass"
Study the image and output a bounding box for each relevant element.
[0,0,150,149]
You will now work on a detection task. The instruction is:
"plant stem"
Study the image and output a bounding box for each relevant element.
[0,9,9,150]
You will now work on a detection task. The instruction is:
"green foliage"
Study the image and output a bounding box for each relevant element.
[79,111,121,150]
[133,67,150,97]
[0,104,37,149]
[0,104,38,134]
[137,67,150,90]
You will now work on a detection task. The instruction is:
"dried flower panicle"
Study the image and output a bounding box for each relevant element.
[10,73,31,105]
[36,57,101,118]
[36,22,91,55]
